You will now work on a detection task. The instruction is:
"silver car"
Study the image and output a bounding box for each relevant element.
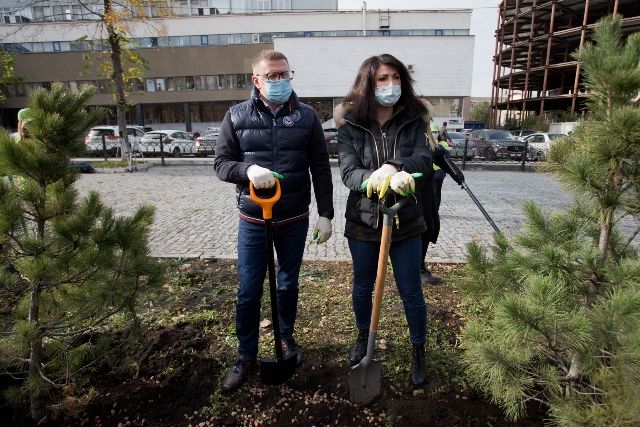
[84,125,145,154]
[446,131,477,160]
[524,133,566,160]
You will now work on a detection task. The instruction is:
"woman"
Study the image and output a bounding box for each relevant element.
[336,54,432,387]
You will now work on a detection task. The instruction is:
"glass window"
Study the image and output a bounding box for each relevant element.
[15,83,26,97]
[205,75,216,90]
[128,78,144,92]
[241,33,253,44]
[216,75,225,90]
[200,35,208,45]
[165,77,176,91]
[175,76,186,91]
[259,33,274,43]
[185,76,195,90]
[146,78,156,92]
[155,78,165,91]
[226,74,237,89]
[168,36,181,47]
[208,34,220,45]
[237,74,247,89]
[195,76,206,90]
[189,35,201,46]
[229,34,242,44]
[52,41,61,52]
[435,29,444,36]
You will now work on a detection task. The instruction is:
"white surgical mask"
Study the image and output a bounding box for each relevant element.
[375,84,401,107]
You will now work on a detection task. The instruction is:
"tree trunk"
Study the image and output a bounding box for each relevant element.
[105,0,129,161]
[28,184,47,420]
[28,282,44,421]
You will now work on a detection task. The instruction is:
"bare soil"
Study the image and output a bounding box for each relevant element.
[0,260,546,426]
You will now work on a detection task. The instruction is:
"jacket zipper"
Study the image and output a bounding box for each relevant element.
[272,117,278,173]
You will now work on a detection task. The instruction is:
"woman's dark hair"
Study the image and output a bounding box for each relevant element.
[343,54,427,126]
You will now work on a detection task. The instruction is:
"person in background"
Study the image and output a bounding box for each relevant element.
[214,49,334,394]
[10,108,32,141]
[438,121,451,143]
[420,121,464,284]
[336,53,431,387]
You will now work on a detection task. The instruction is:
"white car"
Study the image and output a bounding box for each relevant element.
[84,125,145,154]
[524,133,566,160]
[139,130,195,157]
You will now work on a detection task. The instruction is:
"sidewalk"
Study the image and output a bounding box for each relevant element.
[74,163,572,263]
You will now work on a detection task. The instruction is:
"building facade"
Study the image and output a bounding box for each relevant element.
[1,1,474,132]
[491,0,640,126]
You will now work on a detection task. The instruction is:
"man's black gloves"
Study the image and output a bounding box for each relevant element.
[433,146,465,185]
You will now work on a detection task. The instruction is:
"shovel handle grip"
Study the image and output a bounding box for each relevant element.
[249,179,281,220]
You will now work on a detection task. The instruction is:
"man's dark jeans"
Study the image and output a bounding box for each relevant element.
[348,235,427,344]
[236,217,309,360]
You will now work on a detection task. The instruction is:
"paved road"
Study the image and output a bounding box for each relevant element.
[74,161,574,263]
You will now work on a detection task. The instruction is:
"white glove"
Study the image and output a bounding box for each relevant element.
[247,164,275,189]
[390,171,415,195]
[366,164,398,197]
[313,216,332,244]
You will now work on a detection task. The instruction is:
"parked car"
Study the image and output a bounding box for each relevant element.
[84,125,145,155]
[194,128,220,157]
[511,129,535,141]
[139,130,195,157]
[469,129,526,160]
[446,131,477,160]
[323,128,338,157]
[524,132,566,160]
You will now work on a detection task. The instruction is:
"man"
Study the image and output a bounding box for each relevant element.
[10,108,32,141]
[438,121,451,143]
[214,49,334,394]
[420,122,463,285]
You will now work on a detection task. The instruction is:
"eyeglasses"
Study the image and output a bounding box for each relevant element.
[257,71,295,81]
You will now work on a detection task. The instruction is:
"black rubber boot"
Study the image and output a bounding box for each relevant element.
[349,329,369,366]
[410,343,427,387]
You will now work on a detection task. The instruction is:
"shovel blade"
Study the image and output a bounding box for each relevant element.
[260,352,297,385]
[348,359,382,405]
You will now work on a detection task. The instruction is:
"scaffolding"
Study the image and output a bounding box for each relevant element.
[490,0,640,127]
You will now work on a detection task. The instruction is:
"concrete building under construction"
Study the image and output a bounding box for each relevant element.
[491,0,640,126]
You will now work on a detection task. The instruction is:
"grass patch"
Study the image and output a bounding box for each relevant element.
[89,159,147,169]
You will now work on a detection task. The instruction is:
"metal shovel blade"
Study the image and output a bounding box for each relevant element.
[260,352,297,385]
[348,359,382,405]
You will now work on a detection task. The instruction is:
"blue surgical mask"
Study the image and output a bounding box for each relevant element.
[263,79,293,105]
[375,84,401,107]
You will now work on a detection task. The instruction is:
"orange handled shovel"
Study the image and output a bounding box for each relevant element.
[249,178,298,385]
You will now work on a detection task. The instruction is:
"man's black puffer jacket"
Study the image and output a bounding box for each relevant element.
[214,88,334,224]
[337,105,433,242]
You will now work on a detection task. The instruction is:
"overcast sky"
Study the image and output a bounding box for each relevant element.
[338,0,500,97]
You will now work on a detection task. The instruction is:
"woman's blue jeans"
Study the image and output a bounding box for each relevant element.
[236,218,308,360]
[348,235,427,344]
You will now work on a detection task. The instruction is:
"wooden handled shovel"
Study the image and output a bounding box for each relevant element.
[249,178,298,385]
[349,192,408,405]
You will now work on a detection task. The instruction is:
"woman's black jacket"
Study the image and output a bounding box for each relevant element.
[337,107,433,242]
